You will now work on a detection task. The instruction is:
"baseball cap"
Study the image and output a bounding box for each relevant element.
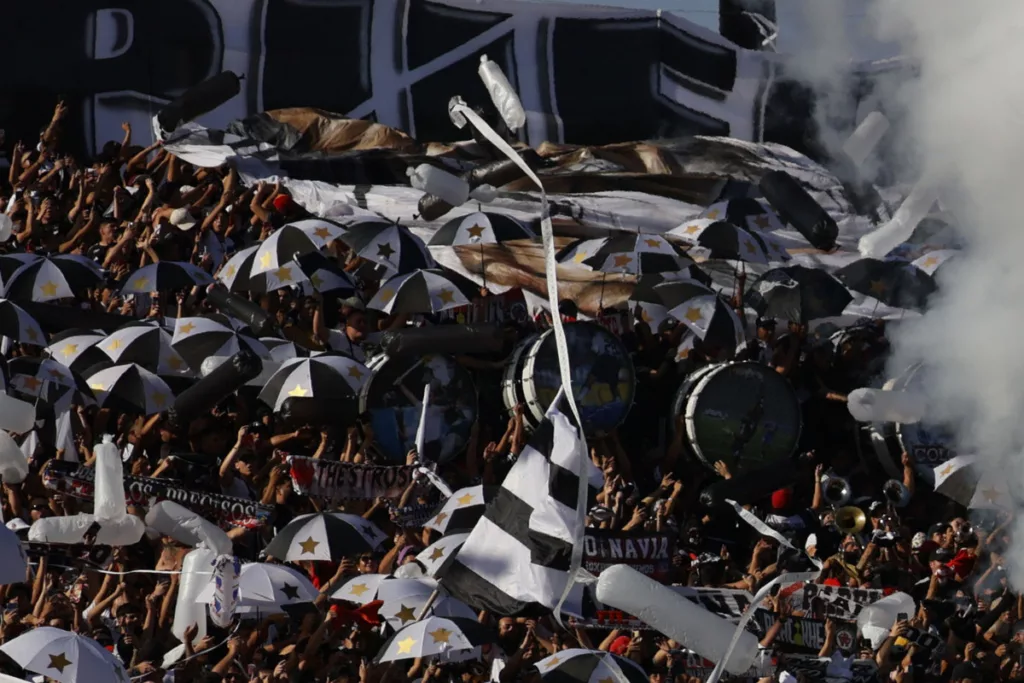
[609,635,631,655]
[868,500,884,515]
[756,316,777,330]
[272,194,294,213]
[169,207,197,231]
[931,547,954,563]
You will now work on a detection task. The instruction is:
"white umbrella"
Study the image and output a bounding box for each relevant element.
[375,617,493,663]
[333,573,389,604]
[196,562,317,611]
[0,627,128,683]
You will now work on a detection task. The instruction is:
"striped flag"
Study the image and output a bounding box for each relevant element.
[437,405,601,616]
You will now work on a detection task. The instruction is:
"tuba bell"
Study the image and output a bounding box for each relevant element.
[822,475,852,507]
[835,506,867,535]
[883,479,911,508]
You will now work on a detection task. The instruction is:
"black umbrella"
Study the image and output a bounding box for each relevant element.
[367,269,476,315]
[835,258,936,310]
[668,219,789,264]
[342,223,434,274]
[746,265,853,323]
[265,512,385,562]
[4,255,103,302]
[120,261,213,294]
[429,211,534,246]
[99,321,192,376]
[171,317,271,373]
[250,225,321,277]
[258,356,369,412]
[700,198,785,233]
[296,252,357,297]
[536,649,648,683]
[86,363,174,416]
[557,233,694,275]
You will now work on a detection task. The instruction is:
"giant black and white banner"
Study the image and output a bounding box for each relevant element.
[795,583,885,621]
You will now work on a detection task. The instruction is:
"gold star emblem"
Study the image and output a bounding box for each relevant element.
[39,281,58,297]
[744,240,757,254]
[150,393,167,409]
[869,279,887,295]
[377,242,396,259]
[644,238,661,248]
[923,256,939,268]
[20,376,42,391]
[457,493,474,506]
[299,537,320,554]
[467,225,486,239]
[429,628,452,644]
[60,343,78,357]
[379,289,394,304]
[641,308,653,323]
[314,227,332,240]
[753,215,771,229]
[678,345,692,360]
[48,652,73,673]
[396,637,416,654]
[573,251,588,264]
[684,224,701,235]
[179,322,196,335]
[393,604,417,624]
[89,383,105,392]
[438,289,455,304]
[260,251,273,269]
[47,368,64,379]
[685,307,703,322]
[433,512,448,526]
[429,547,445,561]
[288,384,308,397]
[546,657,561,667]
[705,210,720,220]
[349,583,370,597]
[134,276,150,290]
[25,327,38,342]
[225,265,237,277]
[166,355,185,371]
[940,463,955,477]
[613,254,633,268]
[310,273,324,289]
[348,366,364,380]
[274,266,293,281]
[107,339,123,351]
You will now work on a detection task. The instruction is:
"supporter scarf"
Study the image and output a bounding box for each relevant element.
[287,455,418,501]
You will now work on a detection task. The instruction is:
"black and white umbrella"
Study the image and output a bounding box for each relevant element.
[258,355,370,411]
[85,363,174,416]
[250,225,320,277]
[217,245,311,294]
[700,198,786,233]
[171,317,270,372]
[910,249,958,277]
[120,261,213,294]
[0,626,129,683]
[8,357,93,397]
[45,330,107,373]
[0,299,46,345]
[536,649,648,683]
[653,279,745,349]
[375,617,493,663]
[291,218,348,247]
[0,253,41,284]
[4,255,103,302]
[668,219,789,264]
[834,258,936,311]
[378,581,474,629]
[342,223,434,274]
[746,265,853,323]
[195,562,318,613]
[99,322,192,376]
[367,269,474,315]
[217,245,260,292]
[558,234,694,275]
[429,212,534,246]
[260,338,315,362]
[265,512,385,562]
[416,533,469,577]
[296,252,357,297]
[333,574,390,603]
[424,486,496,535]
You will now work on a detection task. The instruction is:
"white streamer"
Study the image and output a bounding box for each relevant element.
[415,384,431,459]
[725,499,823,569]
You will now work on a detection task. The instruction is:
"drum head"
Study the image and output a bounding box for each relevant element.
[521,322,636,436]
[893,364,958,485]
[359,354,477,463]
[683,361,802,473]
[501,334,539,427]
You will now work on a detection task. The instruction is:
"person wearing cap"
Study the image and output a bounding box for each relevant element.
[312,294,369,361]
[735,317,776,364]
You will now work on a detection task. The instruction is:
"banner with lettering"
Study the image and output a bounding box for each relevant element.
[288,456,417,502]
[583,529,674,581]
[782,582,885,621]
[778,654,879,683]
[751,610,859,655]
[41,460,272,529]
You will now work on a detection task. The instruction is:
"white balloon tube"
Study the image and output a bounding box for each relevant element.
[172,547,215,644]
[93,436,127,523]
[96,514,145,546]
[595,565,758,675]
[209,554,240,628]
[407,164,470,207]
[857,591,915,650]
[0,432,28,484]
[414,384,431,458]
[847,388,927,424]
[145,501,233,556]
[478,55,527,132]
[0,394,35,434]
[842,112,890,169]
[0,214,13,242]
[858,181,937,258]
[469,184,498,203]
[28,514,96,543]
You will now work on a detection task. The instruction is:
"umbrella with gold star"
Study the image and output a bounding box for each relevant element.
[378,589,475,630]
[293,251,357,297]
[557,234,694,276]
[652,279,745,350]
[667,219,789,265]
[216,245,262,292]
[910,249,958,277]
[417,533,469,577]
[85,363,174,416]
[375,616,494,663]
[7,357,95,409]
[97,321,192,377]
[257,355,369,412]
[333,573,391,603]
[260,337,315,362]
[341,223,434,274]
[171,317,271,373]
[429,211,534,247]
[834,258,935,311]
[195,561,317,613]
[249,225,321,278]
[0,299,46,345]
[745,265,853,323]
[2,255,103,303]
[0,626,128,683]
[424,486,497,536]
[291,218,349,247]
[120,261,213,294]
[44,329,107,373]
[535,648,647,683]
[265,512,385,562]
[367,269,475,315]
[699,198,786,233]
[932,454,979,507]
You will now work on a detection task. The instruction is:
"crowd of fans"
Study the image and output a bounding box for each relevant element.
[0,103,1006,683]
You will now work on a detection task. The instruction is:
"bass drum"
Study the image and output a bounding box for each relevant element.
[358,353,477,464]
[518,322,636,436]
[501,333,541,429]
[671,361,802,473]
[868,363,957,485]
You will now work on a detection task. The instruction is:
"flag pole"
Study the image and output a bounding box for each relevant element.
[415,589,440,621]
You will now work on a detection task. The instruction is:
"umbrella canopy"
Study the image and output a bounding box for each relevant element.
[218,246,316,294]
[291,218,348,247]
[417,533,469,577]
[217,245,260,292]
[265,512,385,562]
[652,280,745,349]
[910,249,958,277]
[260,338,315,362]
[0,254,41,284]
[45,330,113,373]
[536,649,648,683]
[99,322,191,376]
[933,455,980,507]
[375,617,493,663]
[746,265,853,323]
[250,224,321,277]
[3,256,103,303]
[8,358,94,411]
[333,573,390,604]
[171,317,270,372]
[367,269,474,315]
[342,223,434,273]
[86,363,174,416]
[0,626,128,683]
[258,355,369,412]
[834,258,936,310]
[120,261,213,294]
[0,299,45,345]
[297,252,357,296]
[429,212,534,246]
[196,562,318,610]
[424,486,496,535]
[668,219,789,264]
[380,592,474,630]
[700,198,786,232]
[558,234,694,275]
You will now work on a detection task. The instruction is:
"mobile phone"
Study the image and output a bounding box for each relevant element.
[896,612,908,622]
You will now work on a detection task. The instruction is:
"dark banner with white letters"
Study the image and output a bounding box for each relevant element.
[287,455,417,502]
[583,528,674,582]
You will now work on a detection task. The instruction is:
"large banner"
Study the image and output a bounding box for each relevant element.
[582,528,675,582]
[0,0,895,159]
[287,455,418,501]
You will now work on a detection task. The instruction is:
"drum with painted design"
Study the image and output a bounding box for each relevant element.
[671,361,802,473]
[501,333,540,427]
[359,353,477,463]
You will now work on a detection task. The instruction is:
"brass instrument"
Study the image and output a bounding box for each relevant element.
[835,506,867,535]
[883,479,911,508]
[822,475,852,507]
